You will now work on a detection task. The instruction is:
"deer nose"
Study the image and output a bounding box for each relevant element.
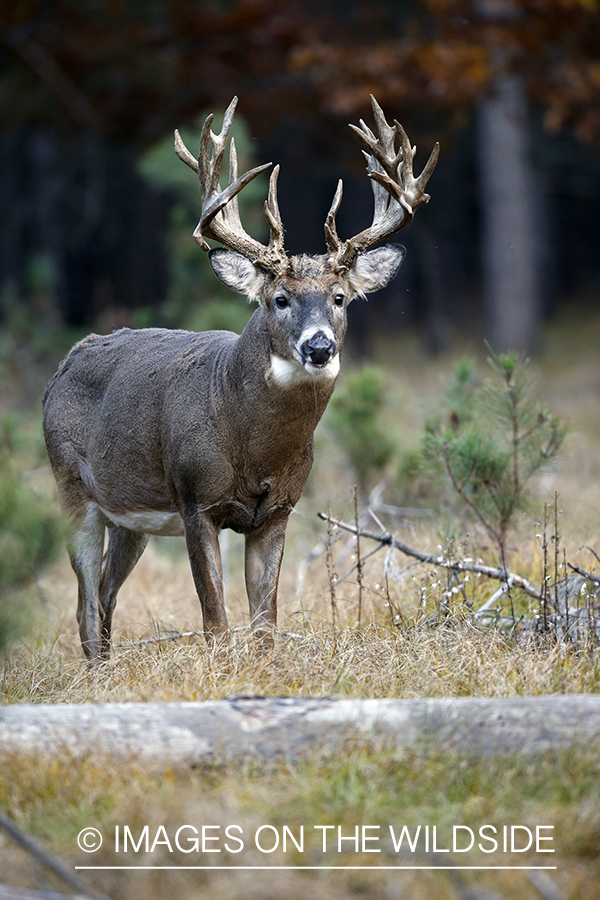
[300,332,336,367]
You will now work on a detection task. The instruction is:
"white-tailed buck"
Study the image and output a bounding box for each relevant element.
[43,96,438,660]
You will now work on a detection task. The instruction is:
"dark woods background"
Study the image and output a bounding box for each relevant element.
[1,0,599,358]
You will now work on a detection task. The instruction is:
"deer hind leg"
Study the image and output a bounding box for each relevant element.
[99,526,149,659]
[69,503,106,662]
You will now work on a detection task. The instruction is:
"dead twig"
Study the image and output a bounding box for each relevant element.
[354,486,363,625]
[325,504,338,633]
[117,630,205,647]
[118,626,304,648]
[568,562,600,588]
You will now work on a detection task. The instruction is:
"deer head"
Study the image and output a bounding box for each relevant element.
[174,95,439,382]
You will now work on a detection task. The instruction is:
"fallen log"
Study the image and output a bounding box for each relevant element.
[1,695,600,763]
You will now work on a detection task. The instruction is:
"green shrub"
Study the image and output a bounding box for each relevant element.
[327,366,395,499]
[0,415,66,655]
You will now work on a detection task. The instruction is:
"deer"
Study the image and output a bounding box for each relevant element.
[42,95,439,662]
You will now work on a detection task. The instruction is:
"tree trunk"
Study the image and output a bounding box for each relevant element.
[477,75,543,354]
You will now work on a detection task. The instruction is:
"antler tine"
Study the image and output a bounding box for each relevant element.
[415,139,441,193]
[324,179,343,252]
[390,118,440,207]
[327,96,439,267]
[368,95,404,171]
[174,129,199,173]
[349,97,404,179]
[264,165,285,254]
[205,96,237,196]
[175,97,289,272]
[370,95,395,145]
[364,152,391,226]
[219,135,243,236]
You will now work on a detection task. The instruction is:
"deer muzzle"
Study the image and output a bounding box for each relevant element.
[300,331,337,368]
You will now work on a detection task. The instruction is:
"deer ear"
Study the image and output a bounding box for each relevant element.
[209,249,266,301]
[348,244,406,295]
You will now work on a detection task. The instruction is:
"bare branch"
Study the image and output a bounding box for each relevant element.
[317,511,543,600]
[568,562,600,588]
[581,545,600,567]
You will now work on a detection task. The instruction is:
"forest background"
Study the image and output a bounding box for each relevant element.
[1,0,599,364]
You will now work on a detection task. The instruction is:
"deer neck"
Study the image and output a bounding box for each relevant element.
[227,309,337,451]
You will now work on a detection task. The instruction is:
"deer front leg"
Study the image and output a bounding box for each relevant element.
[244,517,287,646]
[184,510,227,644]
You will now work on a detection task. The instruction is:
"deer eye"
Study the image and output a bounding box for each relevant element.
[333,294,345,307]
[275,296,290,310]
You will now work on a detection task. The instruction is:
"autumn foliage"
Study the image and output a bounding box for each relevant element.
[1,0,599,146]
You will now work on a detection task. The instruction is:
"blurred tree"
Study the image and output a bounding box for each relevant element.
[475,0,543,354]
[0,0,599,341]
[286,0,600,351]
[477,72,543,353]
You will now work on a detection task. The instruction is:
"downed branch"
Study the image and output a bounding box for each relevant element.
[0,812,108,900]
[317,512,600,642]
[118,629,205,647]
[317,511,543,601]
[295,483,431,599]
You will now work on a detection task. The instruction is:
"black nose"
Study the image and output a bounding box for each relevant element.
[301,332,336,367]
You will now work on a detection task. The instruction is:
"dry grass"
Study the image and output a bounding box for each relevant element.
[3,502,600,704]
[3,493,600,706]
[2,589,600,705]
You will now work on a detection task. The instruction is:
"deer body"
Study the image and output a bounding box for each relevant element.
[43,97,438,660]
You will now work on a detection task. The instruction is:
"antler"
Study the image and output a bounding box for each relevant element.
[174,97,288,274]
[326,95,440,269]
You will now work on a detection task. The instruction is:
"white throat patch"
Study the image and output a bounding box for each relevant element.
[269,353,340,388]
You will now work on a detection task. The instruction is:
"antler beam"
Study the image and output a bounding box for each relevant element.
[326,95,440,269]
[174,97,289,274]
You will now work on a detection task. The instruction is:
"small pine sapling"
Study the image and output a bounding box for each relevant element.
[422,350,566,562]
